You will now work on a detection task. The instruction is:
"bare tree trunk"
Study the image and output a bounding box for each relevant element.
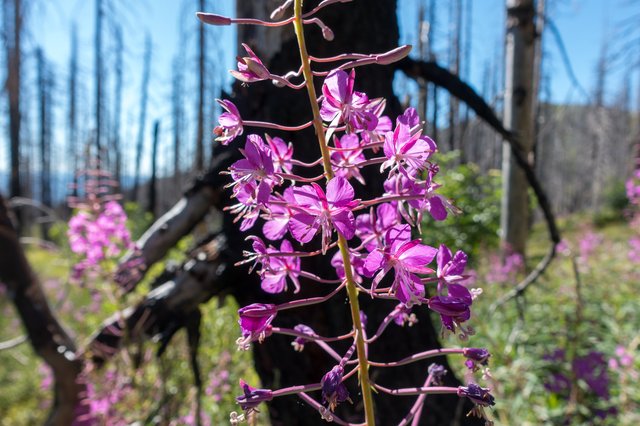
[133,34,152,201]
[112,24,123,184]
[195,0,206,172]
[172,53,183,189]
[5,0,23,223]
[448,0,461,153]
[429,0,438,140]
[37,48,52,238]
[500,0,536,256]
[417,2,428,125]
[68,24,78,197]
[149,121,159,217]
[95,0,103,156]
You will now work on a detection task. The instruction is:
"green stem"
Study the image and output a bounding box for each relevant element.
[292,1,375,424]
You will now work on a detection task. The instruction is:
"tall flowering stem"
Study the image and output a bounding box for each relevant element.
[292,1,376,423]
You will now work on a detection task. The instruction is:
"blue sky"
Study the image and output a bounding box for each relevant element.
[1,0,637,178]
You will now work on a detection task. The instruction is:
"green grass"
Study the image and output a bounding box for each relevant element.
[1,216,638,425]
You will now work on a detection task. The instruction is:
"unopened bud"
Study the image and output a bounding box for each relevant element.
[196,12,231,26]
[376,45,412,65]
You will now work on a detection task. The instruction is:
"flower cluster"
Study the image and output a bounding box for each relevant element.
[199,1,495,424]
[67,170,133,282]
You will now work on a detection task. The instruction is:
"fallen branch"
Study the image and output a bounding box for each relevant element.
[114,151,236,293]
[0,194,84,426]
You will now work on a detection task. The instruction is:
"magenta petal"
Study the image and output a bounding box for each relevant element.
[263,219,289,241]
[326,177,355,206]
[332,210,355,240]
[428,196,448,221]
[437,244,452,273]
[448,283,472,304]
[261,273,286,294]
[363,250,384,277]
[398,242,437,271]
[448,251,468,276]
[289,213,319,243]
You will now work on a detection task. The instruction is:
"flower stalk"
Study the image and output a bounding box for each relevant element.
[292,0,376,423]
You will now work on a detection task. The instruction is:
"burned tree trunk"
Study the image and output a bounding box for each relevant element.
[133,35,152,200]
[500,0,537,256]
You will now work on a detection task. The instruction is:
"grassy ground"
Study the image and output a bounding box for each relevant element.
[0,215,638,425]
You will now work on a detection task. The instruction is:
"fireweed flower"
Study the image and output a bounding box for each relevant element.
[262,188,295,241]
[321,365,351,412]
[391,303,417,327]
[355,203,402,252]
[288,176,359,251]
[457,383,495,421]
[319,69,381,132]
[463,348,491,372]
[331,248,365,284]
[330,134,366,184]
[236,380,273,414]
[428,363,447,385]
[214,99,243,144]
[363,225,437,307]
[260,240,301,294]
[211,4,495,421]
[291,324,316,352]
[237,303,277,349]
[266,134,294,174]
[229,134,281,197]
[381,107,437,178]
[230,43,271,83]
[436,244,468,290]
[428,283,474,337]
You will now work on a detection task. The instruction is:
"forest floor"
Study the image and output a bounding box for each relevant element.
[0,215,638,425]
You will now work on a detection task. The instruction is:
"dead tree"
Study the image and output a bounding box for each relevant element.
[500,0,537,256]
[68,23,78,197]
[195,0,206,171]
[0,195,84,425]
[149,120,160,217]
[37,47,52,237]
[133,34,152,200]
[448,0,462,153]
[112,24,123,184]
[94,0,104,155]
[4,0,23,217]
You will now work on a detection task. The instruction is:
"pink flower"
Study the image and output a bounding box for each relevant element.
[266,135,294,174]
[260,240,302,294]
[363,225,437,306]
[330,134,366,184]
[436,244,468,289]
[230,43,270,83]
[237,303,277,348]
[381,107,436,178]
[428,284,473,334]
[355,203,402,252]
[214,99,243,145]
[319,69,380,131]
[262,189,294,241]
[288,177,359,250]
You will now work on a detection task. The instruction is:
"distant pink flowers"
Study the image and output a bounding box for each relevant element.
[68,200,133,280]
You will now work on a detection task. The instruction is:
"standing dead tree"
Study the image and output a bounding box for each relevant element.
[4,0,23,218]
[195,0,206,172]
[133,34,152,201]
[500,0,537,257]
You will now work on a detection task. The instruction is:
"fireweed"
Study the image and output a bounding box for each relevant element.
[199,1,495,424]
[67,168,135,283]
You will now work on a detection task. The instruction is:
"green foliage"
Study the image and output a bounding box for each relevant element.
[124,201,155,240]
[460,221,640,425]
[593,180,629,227]
[422,151,502,261]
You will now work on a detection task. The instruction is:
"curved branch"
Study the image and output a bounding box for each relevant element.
[396,57,561,304]
[0,194,84,426]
